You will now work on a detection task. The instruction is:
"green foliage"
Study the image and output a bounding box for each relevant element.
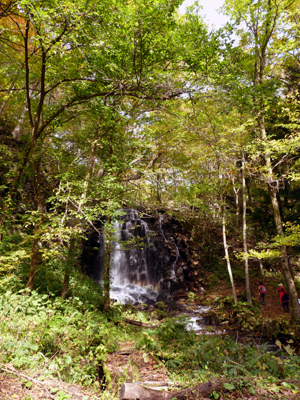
[1,289,300,397]
[0,290,124,385]
[137,314,300,385]
[1,0,300,395]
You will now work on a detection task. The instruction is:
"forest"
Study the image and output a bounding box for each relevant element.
[1,0,300,399]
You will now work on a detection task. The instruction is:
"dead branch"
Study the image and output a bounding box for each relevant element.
[122,318,157,328]
[0,364,55,399]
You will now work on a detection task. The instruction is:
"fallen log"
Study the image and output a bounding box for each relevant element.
[120,383,170,399]
[122,318,157,328]
[169,380,223,399]
[120,380,223,400]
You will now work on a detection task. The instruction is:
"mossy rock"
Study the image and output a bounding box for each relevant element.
[155,301,167,310]
[136,303,148,311]
[153,309,169,320]
[123,304,136,312]
[207,311,220,326]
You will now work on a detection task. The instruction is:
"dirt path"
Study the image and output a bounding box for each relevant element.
[205,277,292,321]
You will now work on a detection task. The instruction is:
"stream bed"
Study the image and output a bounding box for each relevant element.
[169,299,282,352]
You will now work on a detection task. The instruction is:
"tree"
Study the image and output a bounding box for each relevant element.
[223,0,300,320]
[0,0,186,293]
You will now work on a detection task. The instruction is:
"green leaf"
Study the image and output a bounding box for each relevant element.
[224,383,235,391]
[212,391,220,399]
[249,387,256,395]
[65,355,72,365]
[50,388,60,394]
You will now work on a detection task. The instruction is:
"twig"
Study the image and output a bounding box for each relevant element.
[0,364,55,399]
[259,322,264,345]
[122,317,157,328]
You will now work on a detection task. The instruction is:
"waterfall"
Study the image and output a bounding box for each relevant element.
[170,237,179,280]
[158,215,167,243]
[83,209,182,305]
[109,209,159,305]
[158,215,177,281]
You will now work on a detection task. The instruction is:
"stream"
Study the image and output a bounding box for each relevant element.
[168,299,281,352]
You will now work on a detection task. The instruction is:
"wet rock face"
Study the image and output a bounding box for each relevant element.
[81,209,200,303]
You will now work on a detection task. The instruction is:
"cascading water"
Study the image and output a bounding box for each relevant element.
[109,209,160,304]
[83,209,186,305]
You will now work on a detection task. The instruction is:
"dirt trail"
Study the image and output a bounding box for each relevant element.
[205,278,292,321]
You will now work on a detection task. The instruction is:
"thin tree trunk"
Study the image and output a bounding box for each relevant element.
[287,254,295,281]
[232,178,240,227]
[61,267,70,299]
[242,152,252,304]
[26,236,39,290]
[222,202,237,305]
[258,259,264,277]
[61,238,76,298]
[103,215,112,312]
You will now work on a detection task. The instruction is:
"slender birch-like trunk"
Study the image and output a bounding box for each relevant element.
[232,178,240,227]
[222,201,237,305]
[242,152,252,304]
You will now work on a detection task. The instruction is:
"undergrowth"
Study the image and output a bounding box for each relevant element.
[1,290,300,398]
[0,289,131,391]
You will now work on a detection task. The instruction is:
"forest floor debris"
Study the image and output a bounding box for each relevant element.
[0,371,100,400]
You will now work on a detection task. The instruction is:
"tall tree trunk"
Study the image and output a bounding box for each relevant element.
[247,2,300,320]
[222,201,237,305]
[103,215,112,312]
[242,152,252,304]
[257,113,300,320]
[26,157,44,290]
[25,27,47,289]
[269,185,300,320]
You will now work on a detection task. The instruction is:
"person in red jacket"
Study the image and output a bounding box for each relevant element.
[277,283,289,313]
[258,281,266,305]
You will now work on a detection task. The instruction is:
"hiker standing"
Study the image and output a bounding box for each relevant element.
[258,281,266,305]
[277,283,289,313]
